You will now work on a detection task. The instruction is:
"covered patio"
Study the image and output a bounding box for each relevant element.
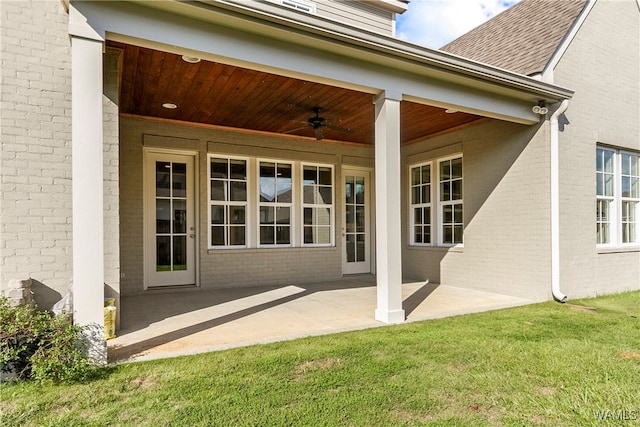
[108,278,533,362]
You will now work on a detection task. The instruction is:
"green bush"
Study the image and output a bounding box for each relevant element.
[0,297,94,382]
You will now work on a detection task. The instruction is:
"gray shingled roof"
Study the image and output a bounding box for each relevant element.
[440,0,588,76]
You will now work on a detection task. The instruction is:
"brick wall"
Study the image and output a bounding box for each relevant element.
[119,117,374,295]
[0,0,73,309]
[554,0,640,297]
[402,120,552,301]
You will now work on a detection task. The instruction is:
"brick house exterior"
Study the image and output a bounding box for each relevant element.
[1,0,637,359]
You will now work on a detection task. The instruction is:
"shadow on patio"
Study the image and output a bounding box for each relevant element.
[108,276,533,362]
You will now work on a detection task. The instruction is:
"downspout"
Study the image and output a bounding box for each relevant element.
[550,100,569,302]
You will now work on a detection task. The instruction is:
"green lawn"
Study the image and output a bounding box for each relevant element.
[2,291,640,426]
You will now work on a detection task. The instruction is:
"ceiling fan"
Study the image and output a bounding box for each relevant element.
[285,107,354,141]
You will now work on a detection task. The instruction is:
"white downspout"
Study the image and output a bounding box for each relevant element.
[550,100,569,302]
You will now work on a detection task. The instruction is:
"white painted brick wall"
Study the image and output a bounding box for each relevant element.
[554,0,640,298]
[1,0,73,308]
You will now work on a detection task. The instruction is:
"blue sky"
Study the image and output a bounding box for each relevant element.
[396,0,521,48]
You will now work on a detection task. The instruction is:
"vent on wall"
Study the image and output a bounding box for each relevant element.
[269,0,316,14]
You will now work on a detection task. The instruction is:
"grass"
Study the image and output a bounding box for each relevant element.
[2,291,640,426]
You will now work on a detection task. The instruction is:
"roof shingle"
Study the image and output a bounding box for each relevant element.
[440,0,588,76]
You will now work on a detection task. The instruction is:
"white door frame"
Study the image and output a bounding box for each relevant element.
[342,167,373,275]
[143,149,199,288]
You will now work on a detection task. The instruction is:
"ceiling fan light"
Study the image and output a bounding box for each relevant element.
[162,103,178,109]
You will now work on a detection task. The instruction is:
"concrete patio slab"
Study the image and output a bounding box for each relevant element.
[107,277,535,363]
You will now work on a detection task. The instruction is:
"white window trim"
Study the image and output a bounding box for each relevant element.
[257,159,295,248]
[437,154,464,247]
[596,146,640,248]
[408,154,463,248]
[409,161,433,247]
[301,162,335,247]
[207,154,251,249]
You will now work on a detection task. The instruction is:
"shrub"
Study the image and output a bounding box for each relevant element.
[0,297,94,382]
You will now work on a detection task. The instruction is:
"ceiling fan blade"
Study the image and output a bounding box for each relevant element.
[325,124,355,134]
[283,126,310,134]
[314,127,323,140]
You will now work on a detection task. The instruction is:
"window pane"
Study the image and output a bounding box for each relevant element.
[229,206,245,225]
[443,205,453,223]
[451,158,462,179]
[631,178,639,198]
[260,226,274,245]
[230,160,246,180]
[317,226,331,244]
[356,234,365,262]
[411,186,420,205]
[414,226,422,244]
[596,149,604,172]
[173,200,187,233]
[604,174,614,196]
[276,183,293,203]
[317,207,331,226]
[603,150,614,172]
[423,207,431,225]
[173,236,186,270]
[440,160,450,180]
[319,186,332,204]
[210,159,228,179]
[304,208,313,225]
[260,162,276,178]
[211,180,226,201]
[452,179,462,200]
[440,182,450,201]
[303,167,317,184]
[443,225,453,244]
[211,205,224,224]
[422,184,430,204]
[260,180,276,202]
[346,205,355,232]
[230,181,247,201]
[346,234,355,262]
[346,178,354,204]
[454,205,463,223]
[411,167,420,186]
[414,207,422,225]
[276,226,290,244]
[319,167,332,185]
[356,206,365,232]
[156,199,171,234]
[276,207,291,224]
[304,226,314,243]
[211,227,224,246]
[260,206,274,224]
[172,163,187,198]
[229,226,245,246]
[453,225,463,244]
[622,153,631,175]
[622,177,631,198]
[303,185,315,204]
[156,236,171,271]
[156,162,171,197]
[596,174,603,197]
[422,165,431,184]
[355,177,365,204]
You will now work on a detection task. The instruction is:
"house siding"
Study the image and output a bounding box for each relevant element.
[119,117,374,295]
[553,0,640,297]
[402,120,551,301]
[316,0,394,36]
[0,0,73,309]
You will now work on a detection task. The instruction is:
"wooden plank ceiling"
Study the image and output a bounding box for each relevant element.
[110,42,484,145]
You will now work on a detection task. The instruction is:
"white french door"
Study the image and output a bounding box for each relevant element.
[144,151,196,287]
[342,169,371,274]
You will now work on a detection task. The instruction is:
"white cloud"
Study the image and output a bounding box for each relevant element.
[396,0,521,49]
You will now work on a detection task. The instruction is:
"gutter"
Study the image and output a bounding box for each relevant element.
[550,100,569,302]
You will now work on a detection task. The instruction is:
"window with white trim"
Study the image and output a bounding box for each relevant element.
[409,155,463,247]
[209,157,247,247]
[410,163,432,245]
[302,164,334,246]
[439,156,463,245]
[597,146,639,246]
[258,161,293,246]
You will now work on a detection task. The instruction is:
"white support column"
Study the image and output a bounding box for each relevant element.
[70,7,106,362]
[374,91,405,324]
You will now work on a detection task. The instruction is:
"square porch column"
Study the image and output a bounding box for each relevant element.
[374,91,405,324]
[70,8,106,362]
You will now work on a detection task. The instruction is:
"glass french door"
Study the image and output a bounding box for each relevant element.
[145,152,196,287]
[343,169,371,274]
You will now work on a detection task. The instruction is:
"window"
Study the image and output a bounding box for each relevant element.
[409,155,463,247]
[259,161,293,246]
[269,0,316,13]
[302,164,334,246]
[209,157,247,247]
[596,147,639,246]
[439,156,463,245]
[410,163,432,245]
